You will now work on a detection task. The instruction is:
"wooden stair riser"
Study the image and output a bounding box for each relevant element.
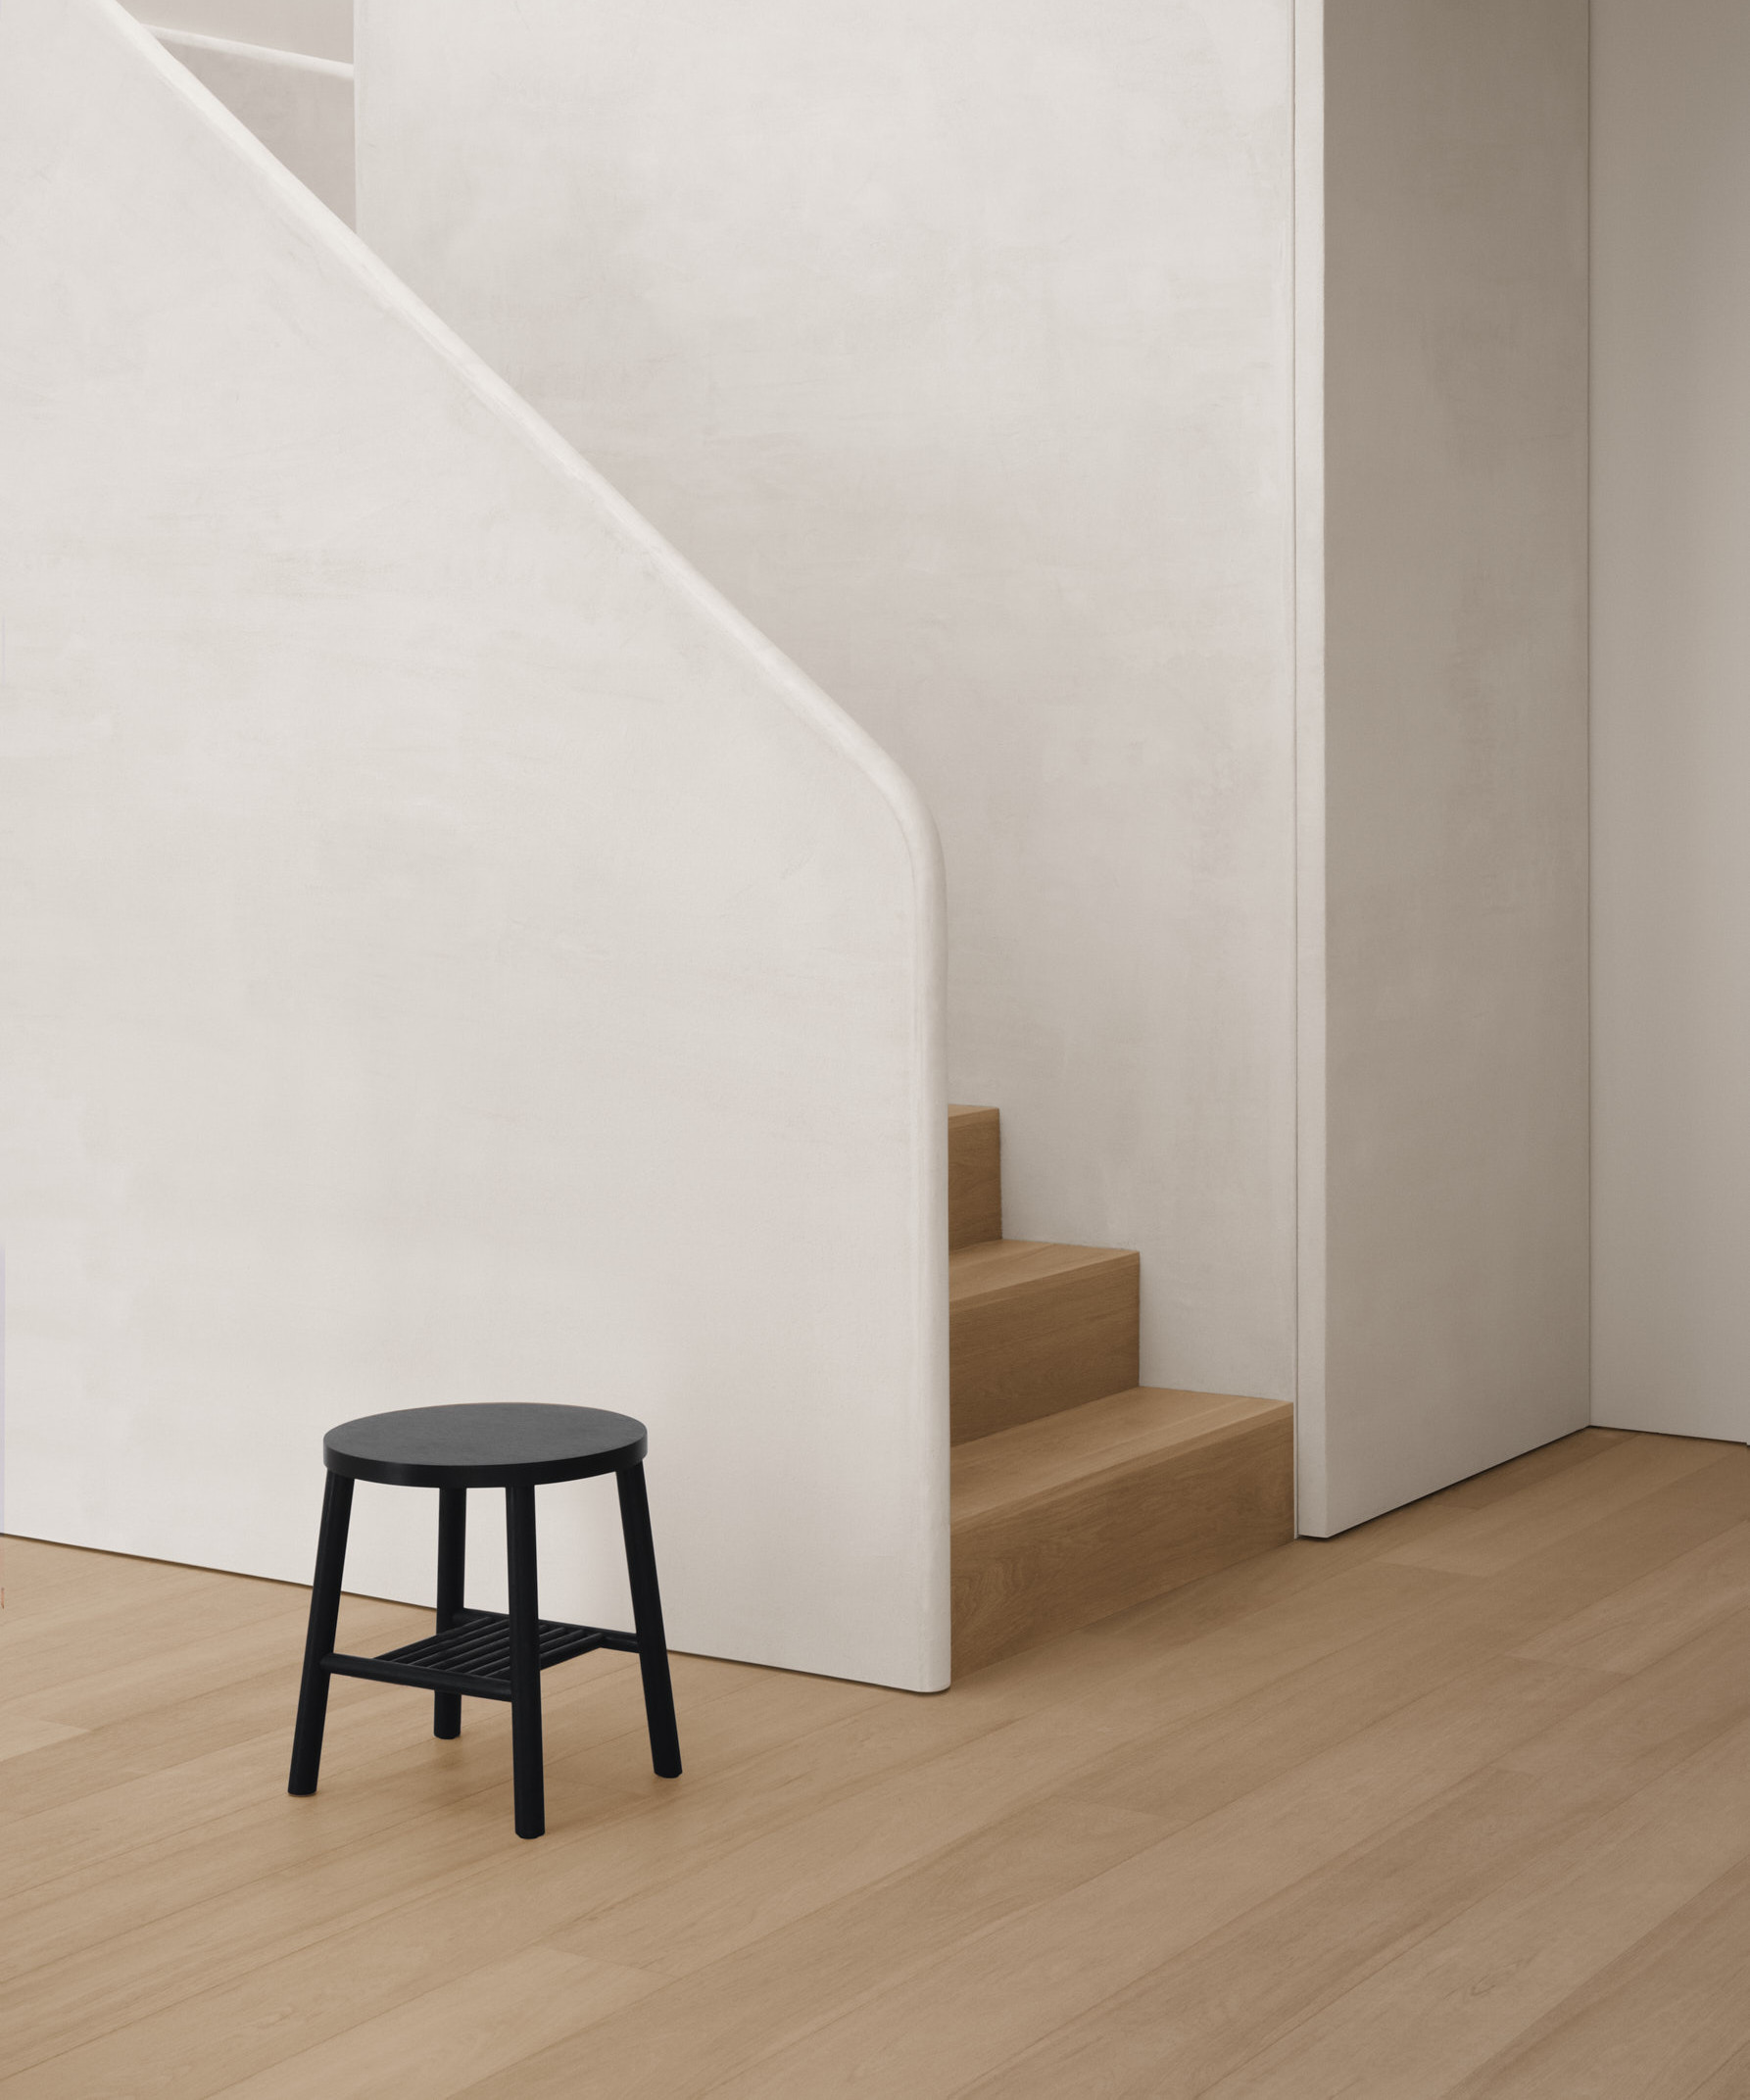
[948,1104,1001,1249]
[942,1103,1292,1680]
[950,1247,1139,1443]
[952,1399,1294,1676]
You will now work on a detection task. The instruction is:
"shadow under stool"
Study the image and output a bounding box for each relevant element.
[288,1401,682,1838]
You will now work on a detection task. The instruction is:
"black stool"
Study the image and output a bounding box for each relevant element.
[288,1402,681,1838]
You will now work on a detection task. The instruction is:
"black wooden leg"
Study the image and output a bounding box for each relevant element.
[617,1463,682,1779]
[505,1483,545,1838]
[434,1487,467,1739]
[288,1471,354,1795]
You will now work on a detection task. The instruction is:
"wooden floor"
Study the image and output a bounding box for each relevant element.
[6,1427,1750,2097]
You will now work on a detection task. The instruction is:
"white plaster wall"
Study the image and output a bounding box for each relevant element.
[1592,0,1750,1443]
[1292,0,1329,1530]
[0,0,948,1691]
[124,0,350,62]
[1304,0,1591,1533]
[356,0,1301,1407]
[156,28,354,226]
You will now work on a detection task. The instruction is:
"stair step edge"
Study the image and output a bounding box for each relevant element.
[949,1239,1138,1303]
[952,1388,1292,1525]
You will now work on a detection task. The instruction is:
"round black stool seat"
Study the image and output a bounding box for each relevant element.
[322,1403,648,1490]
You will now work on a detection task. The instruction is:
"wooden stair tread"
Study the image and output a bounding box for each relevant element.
[951,1387,1291,1524]
[949,1238,1134,1301]
[951,1387,1294,1675]
[941,1099,1294,1677]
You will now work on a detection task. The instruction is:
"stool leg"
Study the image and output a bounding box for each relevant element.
[433,1487,467,1739]
[617,1463,682,1779]
[288,1471,354,1796]
[505,1483,545,1838]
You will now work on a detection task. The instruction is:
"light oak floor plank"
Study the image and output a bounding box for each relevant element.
[1510,1518,1750,1675]
[0,1713,85,1765]
[205,1947,658,2100]
[8,1428,1750,2100]
[1437,1849,1750,2100]
[1195,1711,1750,2100]
[693,1653,1618,2100]
[1382,1429,1733,1577]
[971,1609,1750,2099]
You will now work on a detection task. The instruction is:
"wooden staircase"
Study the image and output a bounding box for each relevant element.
[949,1104,1293,1675]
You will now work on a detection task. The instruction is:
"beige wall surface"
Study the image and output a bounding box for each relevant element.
[156,28,355,225]
[356,0,1301,1407]
[1307,0,1591,1532]
[0,0,949,1691]
[1592,0,1750,1443]
[123,0,350,61]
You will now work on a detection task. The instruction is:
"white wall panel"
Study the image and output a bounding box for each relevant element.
[356,0,1302,1409]
[156,28,354,226]
[1592,0,1750,1444]
[0,0,948,1690]
[124,0,350,62]
[1305,0,1591,1531]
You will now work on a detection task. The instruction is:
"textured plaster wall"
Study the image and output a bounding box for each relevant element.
[356,0,1302,1408]
[1591,0,1750,1444]
[1304,0,1591,1532]
[155,27,354,225]
[122,0,350,62]
[0,0,948,1690]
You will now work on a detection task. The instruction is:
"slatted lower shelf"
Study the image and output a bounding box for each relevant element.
[323,1609,640,1702]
